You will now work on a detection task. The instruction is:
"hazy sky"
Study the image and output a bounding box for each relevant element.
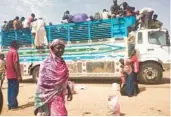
[0,0,170,30]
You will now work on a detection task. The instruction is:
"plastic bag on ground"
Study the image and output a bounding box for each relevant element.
[107,83,120,116]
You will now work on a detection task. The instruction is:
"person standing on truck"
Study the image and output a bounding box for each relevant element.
[34,39,72,116]
[110,0,120,18]
[151,14,163,29]
[101,9,110,19]
[139,8,154,29]
[62,11,73,23]
[23,13,36,28]
[31,19,38,40]
[1,21,8,31]
[7,19,15,31]
[34,18,48,49]
[13,16,20,30]
[18,17,25,29]
[0,54,6,88]
[127,27,136,57]
[6,40,22,110]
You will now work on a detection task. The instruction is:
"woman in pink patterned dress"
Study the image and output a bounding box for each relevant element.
[34,39,72,116]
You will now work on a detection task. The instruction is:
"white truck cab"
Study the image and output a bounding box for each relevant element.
[135,28,170,83]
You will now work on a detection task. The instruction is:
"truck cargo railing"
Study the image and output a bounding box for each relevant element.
[0,16,136,48]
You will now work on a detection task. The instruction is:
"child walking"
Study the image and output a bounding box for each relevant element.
[119,59,136,97]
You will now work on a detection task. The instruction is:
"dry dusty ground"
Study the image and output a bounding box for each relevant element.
[1,71,170,116]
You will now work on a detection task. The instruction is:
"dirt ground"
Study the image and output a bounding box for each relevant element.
[1,71,170,116]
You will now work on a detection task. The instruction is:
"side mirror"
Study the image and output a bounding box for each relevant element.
[167,40,170,46]
[165,31,170,46]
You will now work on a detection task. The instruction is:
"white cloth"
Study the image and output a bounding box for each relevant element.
[101,12,109,19]
[23,19,29,28]
[61,20,68,23]
[140,8,154,14]
[31,21,37,33]
[35,19,48,47]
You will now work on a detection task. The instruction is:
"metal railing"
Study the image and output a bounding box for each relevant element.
[0,16,136,47]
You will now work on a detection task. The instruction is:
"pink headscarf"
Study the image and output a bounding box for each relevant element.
[49,39,65,57]
[35,39,68,114]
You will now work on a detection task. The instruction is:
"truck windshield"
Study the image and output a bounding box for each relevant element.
[148,31,169,46]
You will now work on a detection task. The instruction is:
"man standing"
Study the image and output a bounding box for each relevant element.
[6,40,22,110]
[23,13,36,28]
[13,16,20,30]
[139,8,154,29]
[1,21,8,31]
[151,14,163,29]
[110,0,120,18]
[62,11,73,23]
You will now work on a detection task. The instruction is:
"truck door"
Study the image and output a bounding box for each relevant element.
[146,31,170,64]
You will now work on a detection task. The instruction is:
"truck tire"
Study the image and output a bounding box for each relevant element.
[139,62,163,84]
[32,66,40,83]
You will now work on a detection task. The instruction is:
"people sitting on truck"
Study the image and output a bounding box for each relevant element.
[19,17,25,29]
[151,14,163,29]
[139,8,154,29]
[110,0,120,18]
[94,12,102,20]
[23,13,36,28]
[13,16,20,30]
[134,10,141,30]
[89,16,95,21]
[7,19,15,31]
[101,9,110,19]
[31,19,38,39]
[34,18,48,49]
[49,22,53,26]
[121,2,135,17]
[86,15,95,22]
[62,11,73,23]
[1,21,8,31]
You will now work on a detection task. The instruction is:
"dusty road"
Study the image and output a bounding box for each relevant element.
[1,71,170,116]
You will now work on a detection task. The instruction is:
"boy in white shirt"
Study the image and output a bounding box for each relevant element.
[101,9,110,19]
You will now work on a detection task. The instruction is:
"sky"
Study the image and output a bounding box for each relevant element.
[0,0,170,30]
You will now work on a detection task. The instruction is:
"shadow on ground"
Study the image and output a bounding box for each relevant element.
[19,102,34,109]
[20,76,170,85]
[157,77,170,84]
[20,79,36,84]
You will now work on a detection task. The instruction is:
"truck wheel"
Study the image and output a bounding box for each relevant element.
[32,66,40,83]
[139,63,163,84]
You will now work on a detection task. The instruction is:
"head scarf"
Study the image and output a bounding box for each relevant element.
[49,39,65,57]
[34,39,68,115]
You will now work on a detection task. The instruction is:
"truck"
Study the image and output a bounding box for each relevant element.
[0,16,170,84]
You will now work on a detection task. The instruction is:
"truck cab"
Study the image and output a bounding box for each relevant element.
[135,29,170,83]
